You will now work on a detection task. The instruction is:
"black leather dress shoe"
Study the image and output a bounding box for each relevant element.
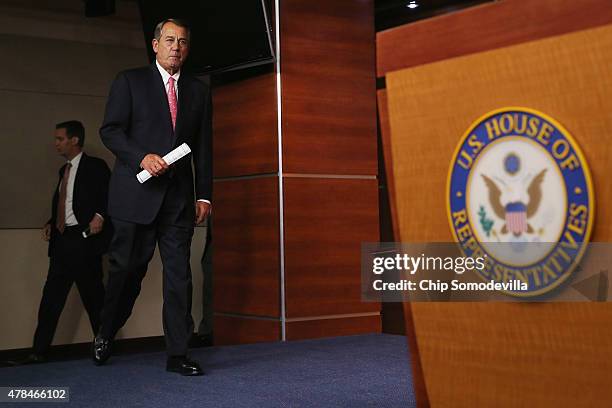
[92,336,112,366]
[166,356,204,376]
[7,353,47,366]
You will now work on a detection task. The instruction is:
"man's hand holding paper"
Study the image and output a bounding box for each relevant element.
[140,154,169,177]
[136,143,191,183]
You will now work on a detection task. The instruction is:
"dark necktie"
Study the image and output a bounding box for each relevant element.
[56,162,72,233]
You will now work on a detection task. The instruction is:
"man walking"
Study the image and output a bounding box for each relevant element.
[93,19,212,376]
[12,121,110,365]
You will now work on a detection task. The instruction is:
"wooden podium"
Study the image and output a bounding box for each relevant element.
[377,1,612,406]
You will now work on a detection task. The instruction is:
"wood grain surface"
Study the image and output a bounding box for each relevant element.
[386,24,612,243]
[411,302,612,407]
[213,176,280,317]
[383,23,612,408]
[283,177,380,317]
[214,314,280,346]
[377,0,612,77]
[212,73,278,178]
[281,0,377,175]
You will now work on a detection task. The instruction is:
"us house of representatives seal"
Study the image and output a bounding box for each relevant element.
[447,107,594,297]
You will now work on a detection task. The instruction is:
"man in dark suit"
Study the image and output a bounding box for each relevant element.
[93,19,212,376]
[11,120,110,365]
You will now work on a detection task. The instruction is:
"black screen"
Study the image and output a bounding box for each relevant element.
[138,0,275,74]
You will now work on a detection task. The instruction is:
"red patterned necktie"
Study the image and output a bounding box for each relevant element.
[168,76,177,130]
[56,162,72,233]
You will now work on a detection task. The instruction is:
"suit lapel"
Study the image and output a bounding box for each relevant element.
[150,64,174,135]
[53,165,64,218]
[175,75,190,146]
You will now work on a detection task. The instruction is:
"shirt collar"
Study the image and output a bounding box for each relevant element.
[156,60,181,86]
[68,151,83,168]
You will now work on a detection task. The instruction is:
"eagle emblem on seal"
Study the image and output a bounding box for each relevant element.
[481,168,546,236]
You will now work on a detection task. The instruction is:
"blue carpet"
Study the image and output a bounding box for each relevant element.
[0,334,415,408]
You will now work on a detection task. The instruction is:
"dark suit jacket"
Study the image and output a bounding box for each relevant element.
[48,153,112,257]
[99,64,213,226]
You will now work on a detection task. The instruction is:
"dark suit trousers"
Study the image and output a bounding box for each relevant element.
[33,226,105,355]
[100,183,195,356]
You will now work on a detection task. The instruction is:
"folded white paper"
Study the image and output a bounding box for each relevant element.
[136,143,191,183]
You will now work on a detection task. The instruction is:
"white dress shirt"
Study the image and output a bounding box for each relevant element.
[63,152,82,226]
[156,60,180,98]
[60,152,103,226]
[155,60,211,206]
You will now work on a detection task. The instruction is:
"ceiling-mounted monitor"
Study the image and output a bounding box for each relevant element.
[138,0,275,75]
